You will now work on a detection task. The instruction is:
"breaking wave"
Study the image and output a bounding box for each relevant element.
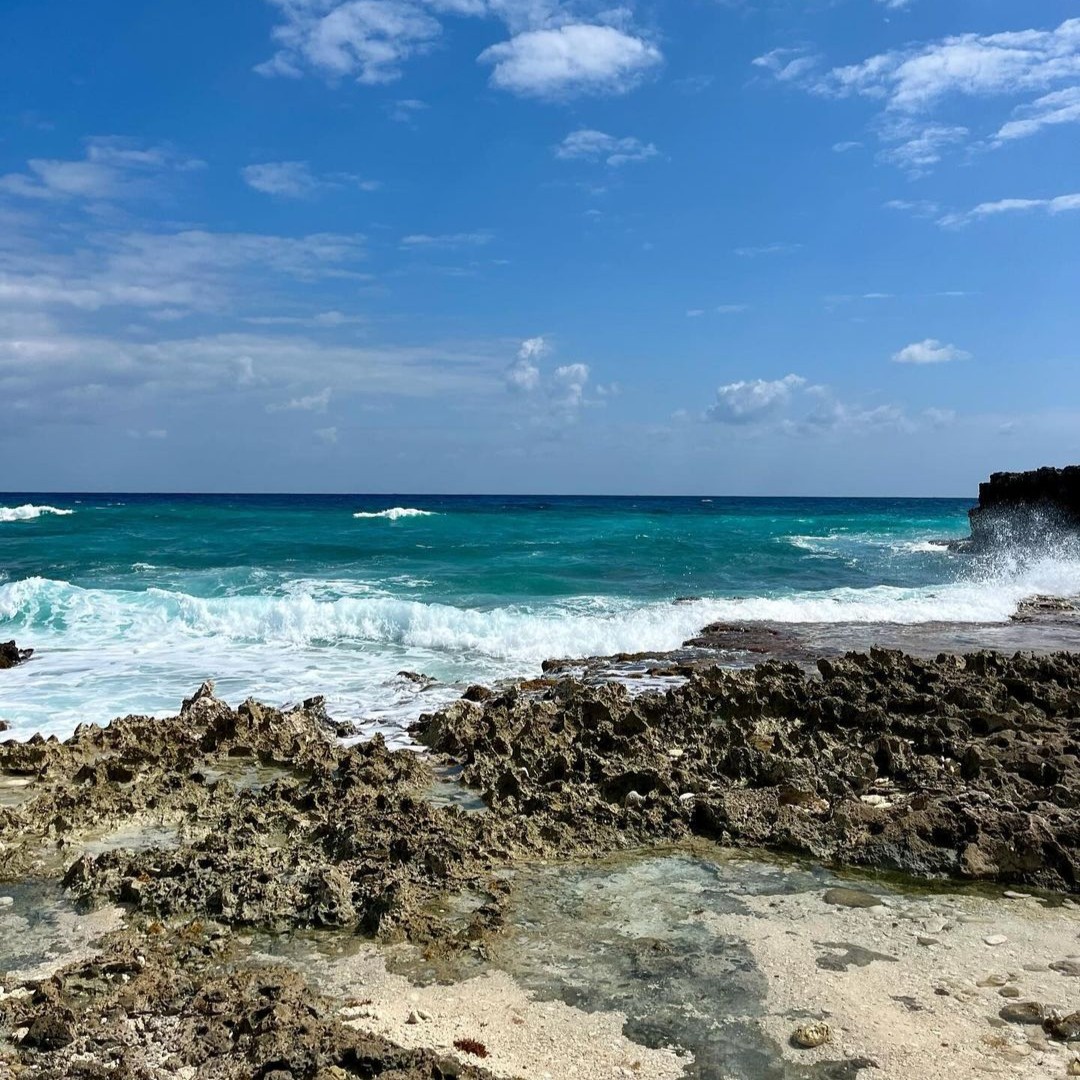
[0,504,75,523]
[352,508,437,521]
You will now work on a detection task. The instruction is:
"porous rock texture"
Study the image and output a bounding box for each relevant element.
[418,648,1080,892]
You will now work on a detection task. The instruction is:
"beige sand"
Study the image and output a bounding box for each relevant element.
[700,887,1080,1079]
[269,942,690,1080]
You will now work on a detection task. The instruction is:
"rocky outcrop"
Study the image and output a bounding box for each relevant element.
[0,641,33,670]
[416,649,1080,894]
[964,466,1080,547]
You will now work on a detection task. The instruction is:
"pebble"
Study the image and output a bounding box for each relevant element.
[917,936,940,947]
[1069,1059,1080,1076]
[792,1022,832,1049]
[823,887,883,909]
[1052,960,1080,978]
[1003,891,1032,900]
[984,935,1008,947]
[978,974,1009,988]
[999,1002,1046,1026]
[0,896,13,908]
[999,987,1022,998]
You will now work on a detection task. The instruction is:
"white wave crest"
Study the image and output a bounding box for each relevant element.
[0,504,75,523]
[353,507,436,521]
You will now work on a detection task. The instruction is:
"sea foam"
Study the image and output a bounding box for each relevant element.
[0,504,75,523]
[352,508,436,521]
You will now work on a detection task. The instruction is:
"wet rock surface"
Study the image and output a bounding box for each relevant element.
[0,639,32,670]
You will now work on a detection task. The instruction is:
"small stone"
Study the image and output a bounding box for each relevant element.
[1051,960,1080,978]
[978,974,1009,987]
[917,936,940,947]
[984,935,1008,947]
[1046,1013,1080,1041]
[0,896,13,908]
[823,887,883,909]
[792,1022,832,1049]
[1003,890,1031,900]
[406,1010,421,1025]
[1068,1058,1080,1076]
[999,987,1022,998]
[623,790,646,808]
[1000,1002,1046,1026]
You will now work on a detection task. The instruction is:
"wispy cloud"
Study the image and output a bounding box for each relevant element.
[753,17,1080,172]
[400,230,494,249]
[554,129,658,166]
[938,192,1080,228]
[266,386,332,413]
[0,136,202,203]
[0,229,368,313]
[993,86,1080,143]
[733,242,801,257]
[241,161,379,198]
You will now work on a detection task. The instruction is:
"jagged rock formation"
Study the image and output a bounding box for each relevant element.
[965,466,1080,547]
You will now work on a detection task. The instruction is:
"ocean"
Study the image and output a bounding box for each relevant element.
[2,493,1079,743]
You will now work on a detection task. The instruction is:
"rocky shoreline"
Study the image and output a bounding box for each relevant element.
[2,645,1080,1077]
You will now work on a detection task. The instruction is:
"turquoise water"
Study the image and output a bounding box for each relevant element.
[1,493,1076,741]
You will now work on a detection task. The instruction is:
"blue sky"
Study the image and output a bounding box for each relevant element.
[1,0,1078,495]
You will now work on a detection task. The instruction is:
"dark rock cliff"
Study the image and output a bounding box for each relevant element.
[964,466,1080,547]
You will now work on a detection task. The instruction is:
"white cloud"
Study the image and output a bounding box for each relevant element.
[885,198,940,218]
[401,231,493,248]
[0,229,368,315]
[479,24,661,98]
[505,335,548,391]
[257,0,444,84]
[755,17,1080,171]
[554,129,658,165]
[752,48,819,84]
[552,361,589,408]
[820,18,1080,113]
[702,373,926,435]
[243,161,323,197]
[266,386,333,412]
[994,85,1080,143]
[242,161,379,197]
[315,425,339,443]
[258,2,661,99]
[938,192,1080,227]
[892,339,971,364]
[878,121,968,175]
[503,336,594,415]
[0,136,202,203]
[706,374,806,424]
